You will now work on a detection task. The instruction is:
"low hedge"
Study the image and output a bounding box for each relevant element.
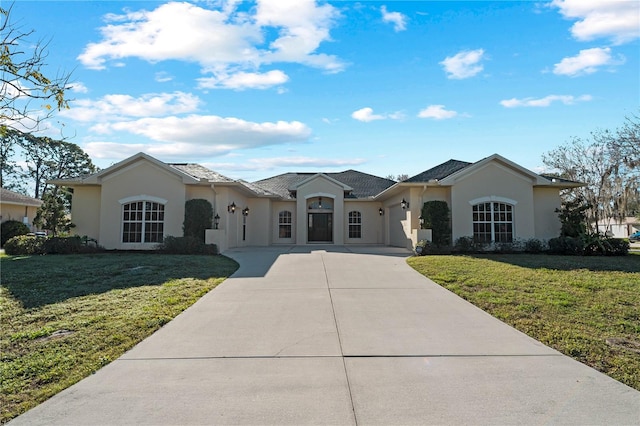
[415,236,628,256]
[3,235,103,255]
[157,236,218,255]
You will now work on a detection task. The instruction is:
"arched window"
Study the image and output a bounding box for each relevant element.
[472,202,513,243]
[348,211,362,239]
[122,201,165,243]
[279,210,292,239]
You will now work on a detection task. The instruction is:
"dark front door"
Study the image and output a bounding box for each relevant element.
[308,213,333,242]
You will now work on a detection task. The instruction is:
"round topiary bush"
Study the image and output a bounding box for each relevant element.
[3,235,45,255]
[1,220,31,246]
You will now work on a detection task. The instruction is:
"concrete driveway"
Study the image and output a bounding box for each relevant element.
[9,246,640,425]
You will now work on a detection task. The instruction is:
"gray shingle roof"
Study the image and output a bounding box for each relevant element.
[1,188,43,206]
[169,164,234,182]
[404,159,472,183]
[253,170,396,200]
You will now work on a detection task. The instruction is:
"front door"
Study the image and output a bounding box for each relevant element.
[308,213,333,242]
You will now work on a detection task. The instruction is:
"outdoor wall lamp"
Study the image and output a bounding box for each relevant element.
[228,202,236,213]
[379,207,384,216]
[242,207,250,216]
[213,214,220,229]
[401,198,409,209]
[419,215,424,227]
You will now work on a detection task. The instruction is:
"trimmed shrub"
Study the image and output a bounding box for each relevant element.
[548,236,585,255]
[3,235,103,255]
[4,235,46,255]
[43,236,83,254]
[453,236,487,253]
[1,220,30,246]
[183,199,213,242]
[523,238,547,254]
[415,240,452,256]
[583,236,629,256]
[158,236,218,255]
[421,201,451,247]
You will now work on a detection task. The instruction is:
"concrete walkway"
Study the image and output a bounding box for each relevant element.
[9,246,640,425]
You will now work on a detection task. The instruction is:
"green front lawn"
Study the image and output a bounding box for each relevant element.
[408,253,640,390]
[0,253,238,424]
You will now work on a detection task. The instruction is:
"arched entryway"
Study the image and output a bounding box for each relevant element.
[307,196,333,242]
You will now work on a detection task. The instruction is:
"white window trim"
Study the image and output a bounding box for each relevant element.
[119,194,168,205]
[469,195,517,206]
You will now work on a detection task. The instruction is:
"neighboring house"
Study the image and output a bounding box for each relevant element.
[596,217,640,238]
[50,152,581,251]
[0,188,43,231]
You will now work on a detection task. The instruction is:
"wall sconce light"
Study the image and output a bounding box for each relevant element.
[379,207,384,216]
[419,215,424,228]
[318,197,322,209]
[401,198,409,209]
[227,202,236,213]
[242,207,250,216]
[213,214,220,229]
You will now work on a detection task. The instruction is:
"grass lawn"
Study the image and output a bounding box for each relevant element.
[407,253,640,391]
[0,252,238,424]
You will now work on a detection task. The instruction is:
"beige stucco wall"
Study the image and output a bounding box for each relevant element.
[99,161,186,250]
[383,191,413,248]
[343,201,385,244]
[70,186,101,240]
[449,163,536,242]
[533,187,562,240]
[244,198,270,247]
[0,203,41,231]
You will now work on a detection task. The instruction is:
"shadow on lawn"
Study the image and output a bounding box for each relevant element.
[468,253,640,273]
[1,253,238,309]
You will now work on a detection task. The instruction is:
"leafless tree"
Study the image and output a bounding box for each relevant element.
[542,114,640,231]
[1,5,71,135]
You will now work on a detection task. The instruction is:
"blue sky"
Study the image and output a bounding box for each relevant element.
[9,0,640,181]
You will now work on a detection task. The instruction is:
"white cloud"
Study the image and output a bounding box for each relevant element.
[440,49,485,79]
[83,116,311,160]
[500,94,592,108]
[351,107,403,122]
[417,105,458,120]
[155,72,173,83]
[104,115,311,146]
[63,92,201,122]
[553,47,623,76]
[78,0,345,89]
[381,6,407,32]
[197,70,289,90]
[550,0,640,44]
[69,82,89,94]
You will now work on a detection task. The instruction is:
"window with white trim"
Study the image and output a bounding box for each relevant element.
[472,202,513,243]
[348,211,362,239]
[122,201,165,243]
[278,210,292,239]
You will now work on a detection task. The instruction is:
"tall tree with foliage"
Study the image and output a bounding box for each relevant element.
[0,129,97,198]
[542,114,640,232]
[1,5,71,134]
[0,127,24,191]
[33,190,74,236]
